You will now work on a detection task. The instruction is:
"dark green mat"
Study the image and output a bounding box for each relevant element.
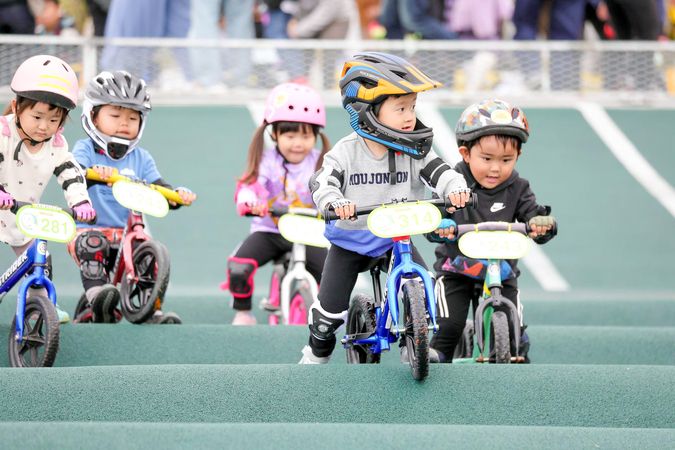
[0,422,673,450]
[0,364,672,428]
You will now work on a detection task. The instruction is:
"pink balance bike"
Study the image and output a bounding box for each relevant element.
[73,168,192,324]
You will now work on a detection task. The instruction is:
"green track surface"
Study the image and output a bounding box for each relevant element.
[0,106,672,449]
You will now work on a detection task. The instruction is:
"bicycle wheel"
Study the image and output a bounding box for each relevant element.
[288,284,312,325]
[120,240,170,324]
[266,269,283,326]
[73,293,93,323]
[345,294,380,364]
[8,296,59,367]
[402,281,429,380]
[491,311,511,364]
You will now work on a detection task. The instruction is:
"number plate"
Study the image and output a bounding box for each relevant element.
[278,214,330,248]
[367,202,441,238]
[16,204,76,243]
[459,230,532,259]
[112,180,169,218]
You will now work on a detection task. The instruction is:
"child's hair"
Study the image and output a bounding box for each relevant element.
[240,120,331,184]
[458,134,523,154]
[3,95,69,127]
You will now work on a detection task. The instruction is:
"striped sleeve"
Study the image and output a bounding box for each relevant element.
[53,151,90,207]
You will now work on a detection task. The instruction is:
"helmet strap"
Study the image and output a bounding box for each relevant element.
[388,151,397,185]
[13,117,51,158]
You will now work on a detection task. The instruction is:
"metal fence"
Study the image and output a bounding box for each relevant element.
[1,34,674,107]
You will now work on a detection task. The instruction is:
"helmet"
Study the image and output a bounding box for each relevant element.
[81,70,152,160]
[11,54,79,110]
[339,52,441,159]
[455,98,529,144]
[264,83,325,127]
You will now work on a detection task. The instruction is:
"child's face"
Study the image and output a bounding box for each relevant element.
[273,126,317,164]
[14,100,63,142]
[376,93,417,132]
[93,105,141,140]
[460,136,519,189]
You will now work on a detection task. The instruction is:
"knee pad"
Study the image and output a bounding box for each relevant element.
[75,231,110,281]
[308,301,347,342]
[227,257,258,298]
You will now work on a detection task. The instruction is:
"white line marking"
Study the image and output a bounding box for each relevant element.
[578,102,675,218]
[418,103,570,292]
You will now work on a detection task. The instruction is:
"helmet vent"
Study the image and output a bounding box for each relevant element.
[288,105,294,110]
[304,107,308,112]
[43,60,50,66]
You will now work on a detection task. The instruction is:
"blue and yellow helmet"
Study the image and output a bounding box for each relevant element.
[339,52,442,159]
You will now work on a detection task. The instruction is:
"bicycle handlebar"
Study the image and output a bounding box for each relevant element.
[455,222,530,237]
[85,168,188,206]
[243,205,321,219]
[323,194,478,222]
[9,200,96,224]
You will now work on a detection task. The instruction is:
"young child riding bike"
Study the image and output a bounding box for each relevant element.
[223,82,330,326]
[67,70,196,324]
[0,54,96,323]
[427,98,557,363]
[298,52,471,364]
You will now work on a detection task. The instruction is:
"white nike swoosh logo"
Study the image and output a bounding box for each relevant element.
[490,204,506,212]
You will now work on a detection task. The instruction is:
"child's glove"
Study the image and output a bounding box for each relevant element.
[328,198,356,221]
[0,186,14,210]
[174,186,197,206]
[434,218,458,241]
[73,201,96,224]
[528,215,556,238]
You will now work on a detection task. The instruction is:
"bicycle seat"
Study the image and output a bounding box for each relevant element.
[362,255,388,273]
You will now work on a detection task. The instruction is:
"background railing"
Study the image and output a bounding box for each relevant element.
[1,34,674,106]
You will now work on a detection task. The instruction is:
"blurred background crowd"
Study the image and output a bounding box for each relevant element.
[0,0,673,97]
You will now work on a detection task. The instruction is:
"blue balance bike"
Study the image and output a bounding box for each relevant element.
[0,201,80,367]
[333,197,472,381]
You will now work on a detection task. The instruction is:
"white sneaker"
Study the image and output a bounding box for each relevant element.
[232,311,257,326]
[55,304,70,324]
[298,345,330,364]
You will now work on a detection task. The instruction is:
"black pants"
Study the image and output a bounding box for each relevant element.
[309,243,426,357]
[231,231,327,310]
[430,274,519,361]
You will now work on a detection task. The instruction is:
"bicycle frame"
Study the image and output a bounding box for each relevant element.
[279,241,318,325]
[0,239,55,341]
[349,236,438,354]
[109,210,152,287]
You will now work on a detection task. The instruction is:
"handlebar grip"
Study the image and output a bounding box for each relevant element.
[86,168,189,206]
[9,200,29,214]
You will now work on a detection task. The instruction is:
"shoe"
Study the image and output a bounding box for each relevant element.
[147,310,182,324]
[400,346,446,363]
[232,311,257,326]
[90,284,120,324]
[55,304,70,324]
[298,345,330,364]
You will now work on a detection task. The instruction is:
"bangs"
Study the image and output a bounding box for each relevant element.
[273,121,319,136]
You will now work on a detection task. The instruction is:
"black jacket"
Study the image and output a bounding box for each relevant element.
[428,161,556,277]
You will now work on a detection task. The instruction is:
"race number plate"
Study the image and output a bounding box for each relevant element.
[16,204,76,243]
[367,202,441,238]
[278,214,330,248]
[112,180,169,218]
[459,230,532,260]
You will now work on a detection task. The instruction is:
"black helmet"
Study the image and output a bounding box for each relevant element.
[339,52,442,159]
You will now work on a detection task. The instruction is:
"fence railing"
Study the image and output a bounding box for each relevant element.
[1,34,674,106]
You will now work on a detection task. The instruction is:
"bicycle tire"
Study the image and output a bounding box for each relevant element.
[402,281,429,380]
[8,296,59,367]
[288,284,312,325]
[491,311,511,364]
[345,294,380,364]
[73,293,93,323]
[120,240,170,324]
[267,269,283,326]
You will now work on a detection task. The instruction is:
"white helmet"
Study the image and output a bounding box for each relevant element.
[81,70,151,159]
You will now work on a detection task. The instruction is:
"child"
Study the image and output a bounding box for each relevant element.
[224,82,331,325]
[67,70,196,324]
[0,54,97,323]
[298,52,470,364]
[427,98,557,363]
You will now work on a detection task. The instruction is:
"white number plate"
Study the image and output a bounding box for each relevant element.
[459,230,532,260]
[112,180,169,218]
[367,202,441,238]
[16,204,76,243]
[278,214,330,248]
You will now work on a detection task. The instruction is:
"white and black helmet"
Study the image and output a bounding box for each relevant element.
[81,70,152,159]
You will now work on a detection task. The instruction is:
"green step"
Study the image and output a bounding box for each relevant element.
[0,364,672,428]
[0,422,673,450]
[0,324,672,367]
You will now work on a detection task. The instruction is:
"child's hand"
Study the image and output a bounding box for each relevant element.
[445,189,471,213]
[173,187,196,207]
[249,201,268,217]
[434,218,457,241]
[72,201,96,224]
[528,215,556,238]
[0,187,14,210]
[92,165,115,186]
[329,199,356,221]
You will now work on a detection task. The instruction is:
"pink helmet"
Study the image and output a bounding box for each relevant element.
[11,54,79,110]
[263,83,326,127]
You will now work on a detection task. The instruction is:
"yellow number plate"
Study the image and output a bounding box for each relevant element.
[278,214,330,248]
[112,180,169,218]
[458,230,532,260]
[367,202,441,238]
[16,204,76,243]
